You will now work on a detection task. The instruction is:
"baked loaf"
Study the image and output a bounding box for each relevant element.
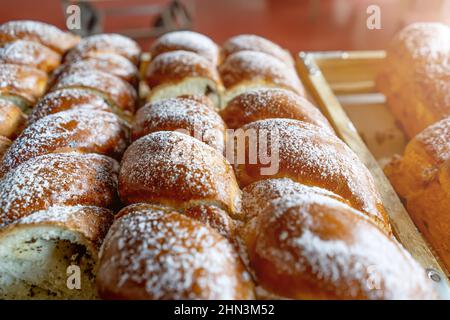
[222,34,294,66]
[232,118,390,233]
[0,99,27,139]
[150,30,219,65]
[51,54,139,88]
[119,131,241,217]
[220,88,334,133]
[240,178,436,299]
[28,88,112,124]
[0,152,119,228]
[97,204,254,299]
[0,109,129,176]
[145,50,222,107]
[0,40,61,72]
[385,116,450,271]
[51,70,137,119]
[132,97,226,152]
[219,50,304,105]
[377,23,450,138]
[0,63,47,104]
[0,205,113,299]
[65,33,141,65]
[0,20,80,54]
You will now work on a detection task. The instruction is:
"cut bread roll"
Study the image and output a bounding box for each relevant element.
[145,50,223,108]
[0,205,113,299]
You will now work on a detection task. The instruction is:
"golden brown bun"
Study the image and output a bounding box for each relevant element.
[0,109,129,177]
[233,119,390,233]
[0,99,27,139]
[0,152,119,228]
[177,94,216,109]
[51,70,137,116]
[150,31,219,64]
[220,88,334,133]
[385,116,450,271]
[377,23,450,138]
[0,20,80,54]
[28,89,112,124]
[145,50,221,89]
[222,34,294,66]
[0,135,11,160]
[65,33,141,65]
[219,50,304,95]
[0,63,47,104]
[97,204,254,299]
[0,40,61,72]
[119,131,241,217]
[51,54,139,87]
[241,190,436,299]
[132,97,226,152]
[241,178,350,222]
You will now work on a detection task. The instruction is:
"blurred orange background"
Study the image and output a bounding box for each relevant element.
[0,0,449,52]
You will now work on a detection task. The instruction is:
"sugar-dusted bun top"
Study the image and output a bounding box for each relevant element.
[0,63,48,103]
[150,30,219,65]
[52,70,137,114]
[222,34,293,66]
[132,97,226,152]
[0,109,129,175]
[219,50,304,95]
[0,152,119,228]
[97,205,254,299]
[65,33,141,65]
[0,40,61,72]
[241,178,349,221]
[221,88,332,132]
[243,192,436,300]
[52,54,139,87]
[145,50,220,88]
[119,131,241,216]
[234,118,389,232]
[29,88,113,123]
[0,20,80,53]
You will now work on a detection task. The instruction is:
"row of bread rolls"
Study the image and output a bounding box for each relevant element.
[95,31,437,299]
[377,23,450,274]
[0,21,141,299]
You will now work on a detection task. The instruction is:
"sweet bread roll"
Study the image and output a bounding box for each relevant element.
[241,178,350,222]
[0,152,119,228]
[0,99,27,139]
[222,34,294,66]
[219,50,304,105]
[0,205,113,299]
[385,116,450,271]
[0,63,47,104]
[232,118,390,233]
[150,31,219,65]
[145,50,222,108]
[97,204,254,299]
[119,131,241,217]
[51,54,139,87]
[377,23,450,138]
[0,109,129,176]
[28,89,112,124]
[132,97,226,152]
[0,40,61,72]
[0,20,80,54]
[220,88,334,133]
[65,33,141,65]
[51,70,137,118]
[0,136,11,160]
[241,190,436,299]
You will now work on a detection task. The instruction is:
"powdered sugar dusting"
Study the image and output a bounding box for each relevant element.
[415,116,450,163]
[101,210,252,299]
[0,40,60,71]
